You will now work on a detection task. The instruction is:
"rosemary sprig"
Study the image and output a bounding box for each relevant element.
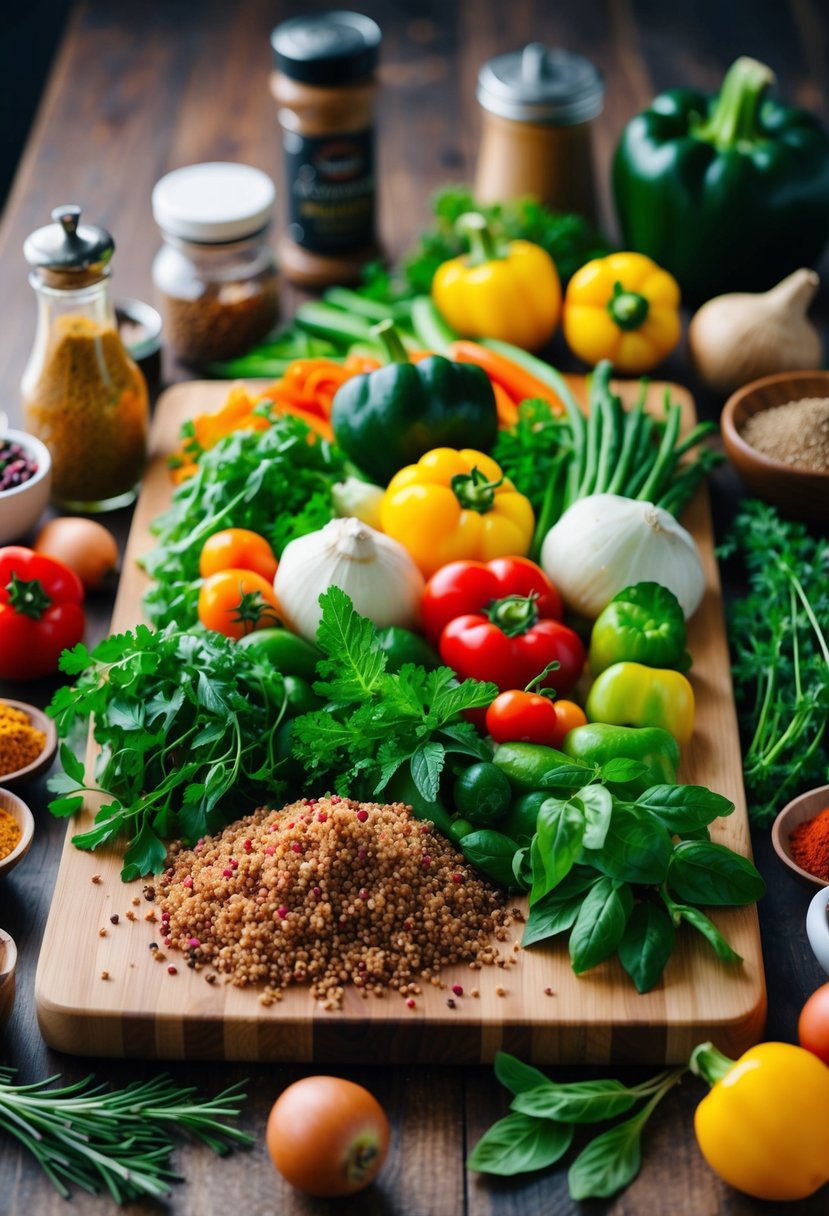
[0,1067,252,1203]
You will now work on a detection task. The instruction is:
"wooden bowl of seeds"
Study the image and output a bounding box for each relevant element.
[721,370,829,524]
[0,698,57,785]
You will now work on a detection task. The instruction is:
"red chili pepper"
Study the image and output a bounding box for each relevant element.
[0,545,85,680]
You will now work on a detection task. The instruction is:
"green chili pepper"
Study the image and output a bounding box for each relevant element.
[562,723,680,797]
[589,582,690,676]
[585,662,695,744]
[330,321,498,485]
[613,56,829,301]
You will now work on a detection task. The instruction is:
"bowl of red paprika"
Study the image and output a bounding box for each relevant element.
[772,784,829,890]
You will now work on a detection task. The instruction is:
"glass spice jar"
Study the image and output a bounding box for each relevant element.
[152,162,279,365]
[270,10,381,287]
[474,43,605,222]
[21,205,149,512]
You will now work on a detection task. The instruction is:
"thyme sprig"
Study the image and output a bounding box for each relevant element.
[0,1068,251,1203]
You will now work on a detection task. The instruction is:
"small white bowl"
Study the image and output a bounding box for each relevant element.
[807,888,829,978]
[0,428,52,544]
[0,787,35,878]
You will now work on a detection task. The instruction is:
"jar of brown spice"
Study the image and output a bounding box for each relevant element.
[21,206,149,512]
[152,162,279,365]
[270,11,381,287]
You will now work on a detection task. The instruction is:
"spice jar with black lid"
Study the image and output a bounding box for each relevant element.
[152,162,279,365]
[270,11,381,287]
[21,205,149,512]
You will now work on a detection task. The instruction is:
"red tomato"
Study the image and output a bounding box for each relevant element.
[421,556,563,644]
[0,545,85,679]
[440,613,585,695]
[199,528,278,582]
[486,693,588,746]
[798,983,829,1066]
[197,568,281,639]
[266,1076,390,1197]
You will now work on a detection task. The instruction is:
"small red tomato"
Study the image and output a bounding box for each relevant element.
[798,983,829,1066]
[199,528,278,581]
[486,690,560,745]
[266,1076,390,1197]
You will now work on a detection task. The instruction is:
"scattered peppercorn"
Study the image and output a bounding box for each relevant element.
[91,874,102,884]
[157,797,512,1009]
[110,914,120,925]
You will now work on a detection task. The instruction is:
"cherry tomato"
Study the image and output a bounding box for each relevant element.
[440,613,585,695]
[199,528,278,581]
[266,1076,390,1197]
[548,700,588,747]
[197,568,281,639]
[422,556,563,645]
[486,690,559,744]
[798,983,829,1066]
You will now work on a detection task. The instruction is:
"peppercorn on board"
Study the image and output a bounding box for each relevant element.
[35,378,766,1065]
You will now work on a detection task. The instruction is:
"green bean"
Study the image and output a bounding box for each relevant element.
[637,396,683,502]
[606,388,646,496]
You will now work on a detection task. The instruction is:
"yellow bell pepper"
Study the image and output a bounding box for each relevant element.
[691,1040,829,1202]
[431,213,561,353]
[563,252,681,374]
[585,661,695,745]
[380,447,534,579]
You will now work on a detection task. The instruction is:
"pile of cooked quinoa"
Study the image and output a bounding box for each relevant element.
[157,796,514,1009]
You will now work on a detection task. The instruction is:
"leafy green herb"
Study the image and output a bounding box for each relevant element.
[0,1068,250,1202]
[460,829,522,887]
[719,500,829,824]
[499,759,762,990]
[469,1052,685,1199]
[290,587,496,801]
[46,626,291,879]
[142,411,346,628]
[403,185,611,294]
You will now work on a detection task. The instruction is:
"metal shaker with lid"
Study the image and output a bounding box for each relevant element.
[474,43,605,219]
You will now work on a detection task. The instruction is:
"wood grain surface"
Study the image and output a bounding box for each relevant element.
[1,1,827,1213]
[35,378,766,1064]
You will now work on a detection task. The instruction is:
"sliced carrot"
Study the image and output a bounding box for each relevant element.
[492,382,520,429]
[448,340,564,413]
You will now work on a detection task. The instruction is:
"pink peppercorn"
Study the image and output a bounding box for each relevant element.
[422,856,431,868]
[357,847,367,860]
[356,810,369,823]
[161,911,170,923]
[183,876,193,889]
[222,868,233,878]
[164,937,172,947]
[229,858,238,869]
[312,886,321,898]
[406,998,416,1009]
[452,984,464,997]
[452,873,463,883]
[317,812,327,822]
[167,965,177,975]
[265,846,275,856]
[277,907,288,919]
[292,842,302,854]
[243,839,252,853]
[358,889,369,900]
[188,937,200,949]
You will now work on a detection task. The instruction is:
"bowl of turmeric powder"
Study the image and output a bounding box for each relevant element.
[0,788,34,878]
[772,784,829,890]
[0,698,57,786]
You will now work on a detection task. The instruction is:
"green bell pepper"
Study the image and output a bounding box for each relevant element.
[589,582,690,676]
[613,57,829,301]
[330,320,498,485]
[563,723,680,797]
[374,625,440,673]
[236,627,322,682]
[586,661,695,744]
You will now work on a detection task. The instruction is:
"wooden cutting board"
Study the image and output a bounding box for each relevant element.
[35,379,766,1064]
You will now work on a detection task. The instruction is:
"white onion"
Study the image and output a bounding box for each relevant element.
[540,494,705,620]
[274,517,424,641]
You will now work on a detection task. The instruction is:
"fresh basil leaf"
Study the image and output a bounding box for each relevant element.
[522,892,584,948]
[584,803,672,885]
[617,901,676,993]
[668,840,766,906]
[569,878,633,974]
[462,830,520,888]
[493,1051,550,1095]
[530,797,585,906]
[467,1112,573,1176]
[512,1079,637,1124]
[674,905,742,963]
[601,758,648,784]
[410,741,445,801]
[511,846,533,890]
[578,784,613,850]
[567,1114,644,1200]
[635,784,734,832]
[537,764,596,793]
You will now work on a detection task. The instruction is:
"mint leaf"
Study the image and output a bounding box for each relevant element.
[567,1114,644,1200]
[493,1052,551,1095]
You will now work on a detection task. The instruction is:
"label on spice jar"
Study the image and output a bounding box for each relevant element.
[283,128,375,253]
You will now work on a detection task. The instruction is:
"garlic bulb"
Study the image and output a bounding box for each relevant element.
[688,269,822,396]
[274,517,424,641]
[540,494,705,620]
[331,477,385,532]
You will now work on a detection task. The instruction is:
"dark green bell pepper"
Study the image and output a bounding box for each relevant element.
[374,625,441,673]
[589,582,690,676]
[330,320,498,485]
[613,57,829,301]
[563,723,679,797]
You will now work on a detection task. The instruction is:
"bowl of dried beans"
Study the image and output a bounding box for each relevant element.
[0,698,57,786]
[0,428,52,544]
[721,370,829,524]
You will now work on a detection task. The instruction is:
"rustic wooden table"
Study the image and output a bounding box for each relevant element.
[1,2,827,1213]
